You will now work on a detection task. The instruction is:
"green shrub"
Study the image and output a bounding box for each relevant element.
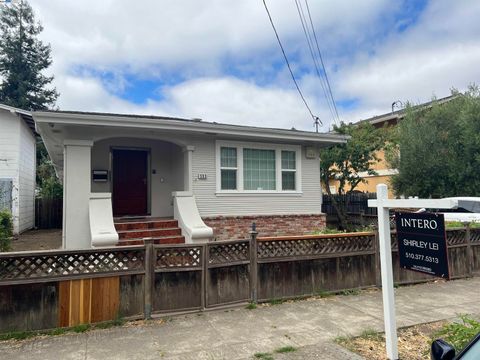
[435,315,480,351]
[0,210,13,252]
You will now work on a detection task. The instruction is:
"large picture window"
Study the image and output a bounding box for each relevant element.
[216,141,302,194]
[243,148,276,190]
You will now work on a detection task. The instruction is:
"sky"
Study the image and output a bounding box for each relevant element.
[25,0,480,132]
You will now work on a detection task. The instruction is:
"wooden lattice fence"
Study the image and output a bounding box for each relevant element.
[1,227,479,333]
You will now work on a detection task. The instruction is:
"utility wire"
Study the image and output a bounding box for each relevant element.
[294,0,337,126]
[262,0,316,122]
[304,0,340,124]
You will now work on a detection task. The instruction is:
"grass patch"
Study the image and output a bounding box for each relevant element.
[72,324,91,333]
[0,316,126,342]
[338,289,360,296]
[336,319,480,360]
[94,318,125,329]
[253,352,274,360]
[434,314,480,351]
[274,345,297,353]
[246,302,257,310]
[268,298,285,306]
[359,328,384,342]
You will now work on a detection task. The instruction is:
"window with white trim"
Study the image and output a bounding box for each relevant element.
[281,150,296,190]
[216,141,302,193]
[220,147,237,190]
[243,148,276,190]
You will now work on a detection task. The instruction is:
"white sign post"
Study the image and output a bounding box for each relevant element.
[368,184,463,360]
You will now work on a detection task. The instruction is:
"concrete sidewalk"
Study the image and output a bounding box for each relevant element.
[1,277,479,360]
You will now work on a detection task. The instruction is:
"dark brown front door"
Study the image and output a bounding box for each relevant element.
[112,149,149,216]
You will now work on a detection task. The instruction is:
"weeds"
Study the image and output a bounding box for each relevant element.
[72,324,91,333]
[253,352,274,360]
[268,298,285,306]
[274,345,297,353]
[434,315,480,351]
[246,302,257,310]
[0,316,126,342]
[339,289,360,296]
[359,328,384,342]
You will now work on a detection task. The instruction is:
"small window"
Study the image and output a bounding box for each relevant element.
[281,150,296,190]
[220,147,237,190]
[243,148,276,190]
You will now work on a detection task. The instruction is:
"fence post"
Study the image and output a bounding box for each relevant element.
[144,238,154,320]
[465,223,473,277]
[249,222,258,304]
[201,243,208,310]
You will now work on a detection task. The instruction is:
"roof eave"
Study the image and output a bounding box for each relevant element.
[33,111,348,145]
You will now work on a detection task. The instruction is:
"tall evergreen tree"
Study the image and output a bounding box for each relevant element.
[0,0,58,110]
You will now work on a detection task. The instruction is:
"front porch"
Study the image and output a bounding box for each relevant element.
[60,134,212,249]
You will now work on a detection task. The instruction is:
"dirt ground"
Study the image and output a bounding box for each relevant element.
[11,229,62,251]
[337,321,447,360]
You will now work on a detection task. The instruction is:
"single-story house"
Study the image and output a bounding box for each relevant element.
[0,104,36,235]
[34,110,347,249]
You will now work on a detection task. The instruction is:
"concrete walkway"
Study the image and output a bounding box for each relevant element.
[1,277,479,360]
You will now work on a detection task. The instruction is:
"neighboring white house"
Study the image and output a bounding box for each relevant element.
[34,110,347,249]
[0,105,36,234]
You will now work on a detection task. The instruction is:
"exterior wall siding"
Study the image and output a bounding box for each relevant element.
[18,120,36,232]
[203,214,326,240]
[190,136,323,217]
[0,111,21,233]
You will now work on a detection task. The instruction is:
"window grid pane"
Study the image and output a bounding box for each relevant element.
[282,171,296,190]
[281,150,296,170]
[221,147,237,168]
[221,169,237,190]
[243,148,276,190]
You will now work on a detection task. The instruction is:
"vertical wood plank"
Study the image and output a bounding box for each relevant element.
[58,281,70,327]
[69,280,82,326]
[91,277,120,323]
[80,279,92,324]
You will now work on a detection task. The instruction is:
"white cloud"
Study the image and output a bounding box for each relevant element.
[58,75,324,130]
[337,0,480,122]
[23,0,480,130]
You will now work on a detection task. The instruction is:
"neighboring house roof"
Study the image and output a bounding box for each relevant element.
[354,94,458,128]
[0,103,35,135]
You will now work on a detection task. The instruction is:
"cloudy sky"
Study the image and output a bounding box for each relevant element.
[27,0,480,131]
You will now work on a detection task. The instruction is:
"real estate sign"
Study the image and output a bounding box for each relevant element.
[395,212,449,279]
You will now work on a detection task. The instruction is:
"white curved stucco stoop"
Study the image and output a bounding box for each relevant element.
[172,191,213,243]
[89,193,119,247]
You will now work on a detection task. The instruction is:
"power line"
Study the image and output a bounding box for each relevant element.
[262,0,316,122]
[304,0,340,124]
[293,0,337,126]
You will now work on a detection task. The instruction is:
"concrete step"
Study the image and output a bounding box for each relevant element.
[114,219,178,231]
[117,227,182,240]
[117,235,185,246]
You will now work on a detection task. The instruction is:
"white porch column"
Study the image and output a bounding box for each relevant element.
[183,145,195,192]
[63,139,93,249]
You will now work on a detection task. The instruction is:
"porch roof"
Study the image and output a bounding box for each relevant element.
[34,109,348,178]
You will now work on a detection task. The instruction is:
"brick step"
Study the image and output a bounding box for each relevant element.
[117,227,182,240]
[117,235,185,246]
[114,219,178,231]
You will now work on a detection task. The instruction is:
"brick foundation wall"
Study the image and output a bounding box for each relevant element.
[203,214,326,241]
